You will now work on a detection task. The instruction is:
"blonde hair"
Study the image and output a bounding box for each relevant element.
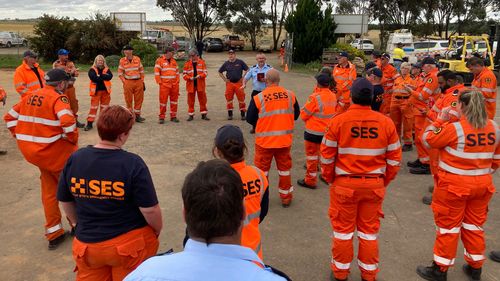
[459,90,488,129]
[400,62,411,70]
[93,55,108,68]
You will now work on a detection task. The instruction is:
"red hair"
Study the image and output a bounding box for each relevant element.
[97,105,135,141]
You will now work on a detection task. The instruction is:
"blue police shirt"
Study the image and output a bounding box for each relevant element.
[124,239,286,281]
[244,64,272,92]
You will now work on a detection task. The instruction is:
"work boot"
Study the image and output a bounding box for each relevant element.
[135,116,145,123]
[48,232,67,251]
[171,117,179,123]
[462,264,481,281]
[281,198,292,208]
[410,164,431,175]
[489,251,500,262]
[240,110,246,120]
[428,185,435,193]
[202,114,210,121]
[297,179,316,189]
[416,262,447,281]
[330,272,347,281]
[84,121,93,131]
[407,159,422,168]
[187,115,194,121]
[228,110,233,120]
[76,119,85,128]
[422,195,433,205]
[402,144,413,152]
[0,150,7,155]
[159,119,165,124]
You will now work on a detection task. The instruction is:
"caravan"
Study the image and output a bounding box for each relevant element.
[386,29,415,63]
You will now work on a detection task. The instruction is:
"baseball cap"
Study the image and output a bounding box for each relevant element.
[397,42,404,47]
[351,77,374,96]
[44,68,71,83]
[381,53,390,59]
[421,57,436,66]
[365,61,377,70]
[23,50,38,58]
[339,52,349,58]
[215,125,244,148]
[372,50,381,58]
[367,67,383,78]
[228,49,235,53]
[165,46,175,53]
[122,45,134,51]
[316,73,331,87]
[57,49,70,55]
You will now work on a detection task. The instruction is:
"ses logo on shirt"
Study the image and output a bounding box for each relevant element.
[70,177,125,200]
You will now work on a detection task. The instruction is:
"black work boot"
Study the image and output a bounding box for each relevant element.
[76,119,85,128]
[187,115,194,121]
[422,195,433,205]
[135,115,145,123]
[171,117,179,123]
[410,164,431,175]
[297,179,316,189]
[159,119,165,124]
[416,262,447,281]
[490,250,500,262]
[84,121,93,131]
[202,114,210,121]
[462,264,481,281]
[402,144,413,152]
[227,110,233,120]
[48,232,67,250]
[240,110,246,120]
[407,159,422,168]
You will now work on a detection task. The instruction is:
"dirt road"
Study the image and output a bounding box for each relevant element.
[0,51,499,281]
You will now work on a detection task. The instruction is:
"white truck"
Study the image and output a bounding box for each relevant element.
[0,32,28,48]
[386,29,415,63]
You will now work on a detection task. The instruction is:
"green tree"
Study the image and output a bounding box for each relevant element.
[270,0,294,50]
[29,15,75,62]
[225,0,267,50]
[285,0,337,63]
[157,0,228,41]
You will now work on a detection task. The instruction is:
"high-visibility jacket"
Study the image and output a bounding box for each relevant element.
[423,118,500,175]
[333,62,356,108]
[391,74,418,98]
[409,68,440,114]
[89,67,112,96]
[183,58,208,92]
[380,63,400,94]
[13,61,45,97]
[300,87,337,136]
[471,67,497,119]
[254,85,297,148]
[426,84,466,123]
[4,85,78,172]
[320,104,402,185]
[53,59,79,85]
[118,56,144,80]
[231,161,269,259]
[154,55,179,86]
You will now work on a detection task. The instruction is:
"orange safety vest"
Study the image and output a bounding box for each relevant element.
[471,67,497,119]
[118,56,144,80]
[13,61,45,97]
[424,118,500,176]
[409,68,440,114]
[53,59,79,85]
[254,85,296,148]
[320,104,402,184]
[380,63,400,94]
[183,58,208,93]
[301,87,337,136]
[154,55,179,85]
[426,84,466,123]
[4,85,78,172]
[89,67,112,96]
[333,62,356,107]
[231,161,269,260]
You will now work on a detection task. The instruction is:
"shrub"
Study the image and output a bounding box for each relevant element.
[329,43,367,61]
[130,39,158,66]
[105,55,121,68]
[29,15,75,62]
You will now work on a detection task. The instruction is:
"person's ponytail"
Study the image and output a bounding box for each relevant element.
[459,90,488,129]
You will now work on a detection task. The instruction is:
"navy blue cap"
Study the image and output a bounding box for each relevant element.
[421,56,436,65]
[123,45,134,51]
[381,53,390,59]
[215,125,244,147]
[23,50,37,58]
[351,78,374,96]
[316,73,331,86]
[57,49,69,55]
[339,52,349,58]
[372,50,381,57]
[44,68,71,82]
[368,67,383,78]
[365,61,377,70]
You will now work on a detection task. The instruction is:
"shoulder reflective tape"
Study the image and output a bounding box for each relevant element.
[338,147,386,156]
[16,133,62,143]
[56,109,74,118]
[357,260,378,271]
[434,254,455,266]
[464,250,485,262]
[320,156,335,164]
[444,146,493,159]
[278,186,293,194]
[357,231,378,241]
[255,129,293,137]
[462,223,484,232]
[331,258,351,270]
[387,141,401,151]
[322,138,337,147]
[453,122,465,151]
[438,161,492,176]
[8,109,19,118]
[6,120,18,128]
[386,159,400,166]
[333,231,354,240]
[46,223,63,234]
[437,226,461,234]
[18,115,60,126]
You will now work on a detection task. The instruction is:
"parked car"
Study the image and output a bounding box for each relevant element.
[350,39,374,53]
[0,32,28,48]
[141,29,173,51]
[174,36,192,51]
[257,39,272,52]
[413,40,449,60]
[203,37,224,52]
[222,35,245,50]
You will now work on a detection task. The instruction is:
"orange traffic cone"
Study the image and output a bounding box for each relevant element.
[284,64,289,73]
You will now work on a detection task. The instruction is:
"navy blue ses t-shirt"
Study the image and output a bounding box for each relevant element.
[57,146,158,243]
[218,59,249,82]
[371,84,384,112]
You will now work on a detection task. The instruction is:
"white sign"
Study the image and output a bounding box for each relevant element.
[334,14,369,34]
[111,12,146,32]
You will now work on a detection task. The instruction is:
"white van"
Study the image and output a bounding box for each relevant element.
[386,29,415,62]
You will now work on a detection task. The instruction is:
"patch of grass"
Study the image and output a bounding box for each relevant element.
[290,60,322,75]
